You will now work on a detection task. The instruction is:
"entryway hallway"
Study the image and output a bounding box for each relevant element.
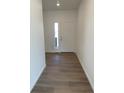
[31,53,93,93]
[30,0,94,92]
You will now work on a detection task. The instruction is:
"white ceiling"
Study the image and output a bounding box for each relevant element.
[42,0,81,11]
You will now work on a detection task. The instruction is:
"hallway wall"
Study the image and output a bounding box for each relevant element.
[30,0,46,91]
[43,10,77,52]
[76,0,94,89]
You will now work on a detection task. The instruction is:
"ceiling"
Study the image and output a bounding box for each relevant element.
[42,0,81,11]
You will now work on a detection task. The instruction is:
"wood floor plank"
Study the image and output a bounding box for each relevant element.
[31,52,93,93]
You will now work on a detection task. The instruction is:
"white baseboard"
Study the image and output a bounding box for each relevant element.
[80,62,94,90]
[76,54,94,90]
[30,64,46,91]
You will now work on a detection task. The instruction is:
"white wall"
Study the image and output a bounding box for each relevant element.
[43,10,77,52]
[76,0,94,89]
[30,0,46,91]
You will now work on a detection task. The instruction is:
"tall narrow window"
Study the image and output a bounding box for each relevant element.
[54,22,59,48]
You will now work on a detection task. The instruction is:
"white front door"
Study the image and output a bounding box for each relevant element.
[60,21,76,52]
[44,21,76,53]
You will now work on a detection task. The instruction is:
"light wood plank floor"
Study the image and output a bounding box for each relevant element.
[31,52,93,93]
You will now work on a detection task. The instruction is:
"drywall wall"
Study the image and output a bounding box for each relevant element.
[43,10,77,52]
[30,0,46,91]
[76,0,94,89]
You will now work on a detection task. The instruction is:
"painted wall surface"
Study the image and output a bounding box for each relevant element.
[76,0,94,89]
[30,0,46,91]
[43,10,77,52]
